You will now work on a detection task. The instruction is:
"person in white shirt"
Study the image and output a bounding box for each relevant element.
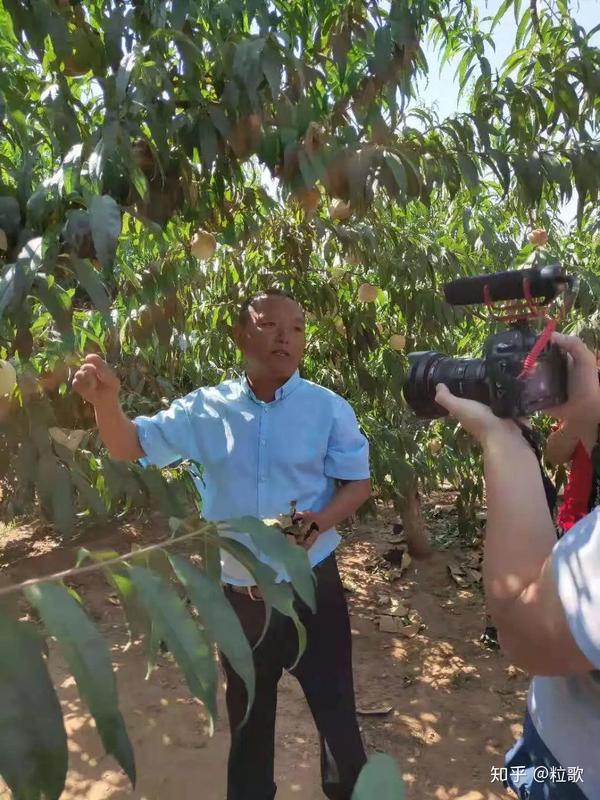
[435,333,600,799]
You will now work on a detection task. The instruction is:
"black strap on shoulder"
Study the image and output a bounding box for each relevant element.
[514,421,557,515]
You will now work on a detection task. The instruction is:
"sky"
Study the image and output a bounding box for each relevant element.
[417,0,599,118]
[415,0,599,223]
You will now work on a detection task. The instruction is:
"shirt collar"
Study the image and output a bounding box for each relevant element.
[241,370,302,404]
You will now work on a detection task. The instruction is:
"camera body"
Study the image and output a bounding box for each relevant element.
[404,265,572,419]
[405,323,568,419]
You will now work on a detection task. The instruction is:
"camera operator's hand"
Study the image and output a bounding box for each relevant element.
[549,333,600,425]
[434,384,519,445]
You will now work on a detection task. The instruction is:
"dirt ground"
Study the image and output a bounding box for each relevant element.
[0,505,528,800]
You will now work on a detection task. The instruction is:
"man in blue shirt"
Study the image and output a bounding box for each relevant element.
[73,289,372,800]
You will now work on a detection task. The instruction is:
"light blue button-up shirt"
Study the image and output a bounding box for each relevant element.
[134,370,370,584]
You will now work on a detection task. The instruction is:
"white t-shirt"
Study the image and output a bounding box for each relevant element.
[528,507,600,799]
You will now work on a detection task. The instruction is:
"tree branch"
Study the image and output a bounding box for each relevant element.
[0,520,218,599]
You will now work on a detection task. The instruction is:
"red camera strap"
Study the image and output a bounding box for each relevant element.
[517,318,557,379]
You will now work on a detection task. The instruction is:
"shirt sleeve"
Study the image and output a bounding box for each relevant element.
[323,396,370,481]
[134,394,198,469]
[552,506,600,669]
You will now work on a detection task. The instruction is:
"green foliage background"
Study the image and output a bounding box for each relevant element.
[0,0,599,530]
[0,0,600,795]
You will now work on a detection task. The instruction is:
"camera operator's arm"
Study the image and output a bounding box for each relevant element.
[435,335,600,676]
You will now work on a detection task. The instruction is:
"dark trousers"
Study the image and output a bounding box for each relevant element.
[221,553,367,800]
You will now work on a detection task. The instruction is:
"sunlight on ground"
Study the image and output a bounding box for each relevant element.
[0,521,19,539]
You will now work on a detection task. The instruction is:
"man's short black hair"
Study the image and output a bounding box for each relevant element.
[237,288,304,325]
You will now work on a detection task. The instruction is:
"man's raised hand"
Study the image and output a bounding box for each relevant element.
[72,355,120,406]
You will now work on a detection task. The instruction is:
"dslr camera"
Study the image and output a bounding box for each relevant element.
[404,264,574,419]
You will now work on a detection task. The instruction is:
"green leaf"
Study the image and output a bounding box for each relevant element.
[169,554,256,724]
[116,50,136,103]
[515,7,532,48]
[513,153,543,206]
[101,459,147,509]
[101,4,125,67]
[172,0,191,29]
[73,258,111,315]
[384,153,407,194]
[77,551,151,653]
[224,517,316,611]
[63,209,92,252]
[137,468,185,518]
[88,137,106,185]
[0,611,68,800]
[26,181,60,229]
[216,536,307,666]
[456,153,479,191]
[486,149,511,193]
[33,275,73,341]
[35,452,76,535]
[352,753,405,799]
[373,26,393,77]
[128,165,150,203]
[62,144,83,195]
[71,469,108,518]
[262,44,282,96]
[89,195,122,266]
[189,521,222,581]
[24,583,136,786]
[208,105,231,140]
[491,0,513,29]
[330,28,351,77]
[397,150,422,196]
[128,566,218,725]
[0,236,43,319]
[198,117,218,169]
[0,195,21,236]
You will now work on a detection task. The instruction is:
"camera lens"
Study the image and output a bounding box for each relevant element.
[404,351,490,418]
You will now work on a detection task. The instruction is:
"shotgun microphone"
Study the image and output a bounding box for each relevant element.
[443,264,570,306]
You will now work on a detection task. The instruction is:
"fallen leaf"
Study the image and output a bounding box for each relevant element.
[387,568,404,583]
[465,567,482,583]
[356,704,393,716]
[400,623,420,638]
[377,616,400,633]
[384,599,409,617]
[464,552,482,568]
[407,610,423,626]
[448,563,468,587]
[400,552,412,574]
[48,427,86,452]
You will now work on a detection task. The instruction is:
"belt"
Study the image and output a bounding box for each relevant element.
[224,583,263,601]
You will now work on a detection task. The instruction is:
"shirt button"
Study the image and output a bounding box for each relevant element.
[259,475,266,482]
[260,438,266,445]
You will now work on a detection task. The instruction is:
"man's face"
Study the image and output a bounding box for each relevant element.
[235,295,306,381]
